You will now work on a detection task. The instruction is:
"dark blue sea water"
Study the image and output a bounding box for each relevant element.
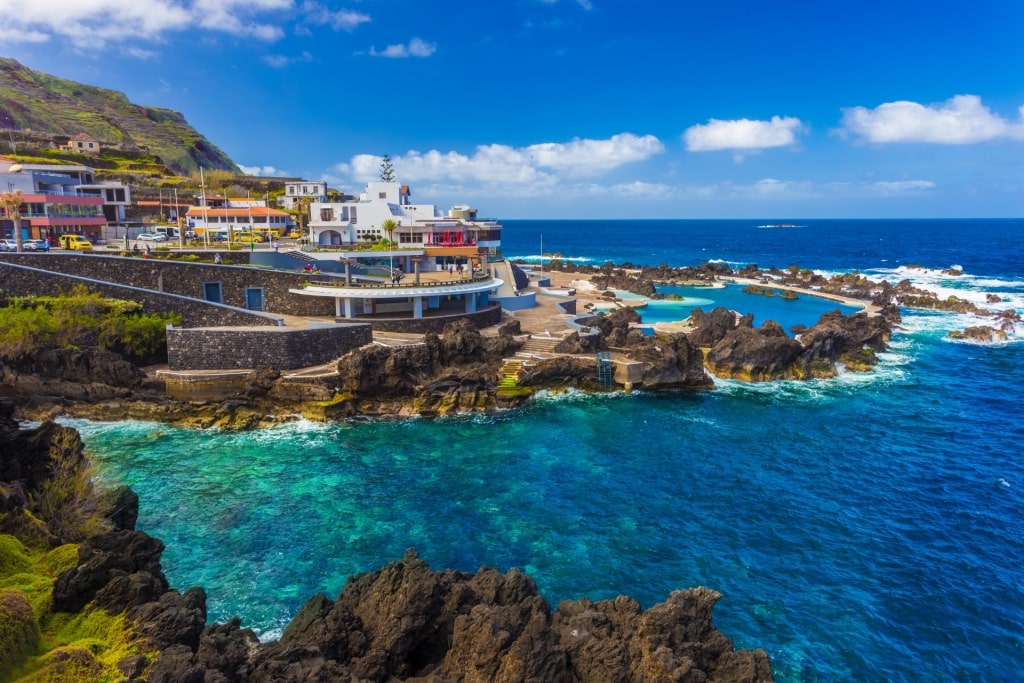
[72,219,1024,682]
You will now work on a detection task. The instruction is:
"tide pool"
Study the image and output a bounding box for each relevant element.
[602,283,862,332]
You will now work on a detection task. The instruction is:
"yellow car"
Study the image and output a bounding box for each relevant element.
[234,232,263,243]
[59,234,93,251]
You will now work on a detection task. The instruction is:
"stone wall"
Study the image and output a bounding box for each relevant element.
[0,253,337,317]
[0,259,282,327]
[166,323,373,371]
[0,254,507,331]
[359,304,502,334]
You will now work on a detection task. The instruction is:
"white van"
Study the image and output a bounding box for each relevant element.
[155,226,180,239]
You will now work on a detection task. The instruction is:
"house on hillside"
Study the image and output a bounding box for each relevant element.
[280,180,327,210]
[0,162,107,242]
[67,133,101,155]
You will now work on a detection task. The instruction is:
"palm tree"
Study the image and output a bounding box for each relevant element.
[380,218,398,274]
[295,196,313,237]
[0,190,25,252]
[380,218,397,247]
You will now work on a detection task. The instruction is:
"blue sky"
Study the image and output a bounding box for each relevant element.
[3,0,1023,219]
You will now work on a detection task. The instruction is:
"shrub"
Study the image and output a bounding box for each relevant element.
[0,286,180,362]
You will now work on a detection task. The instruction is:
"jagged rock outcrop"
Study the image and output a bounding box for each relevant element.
[688,307,754,349]
[948,326,1009,343]
[518,355,603,391]
[705,322,805,381]
[626,333,715,390]
[130,549,771,683]
[695,307,894,381]
[0,346,148,407]
[52,530,169,613]
[41,526,775,683]
[332,319,522,415]
[795,309,891,375]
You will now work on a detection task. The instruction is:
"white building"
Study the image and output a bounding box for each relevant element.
[308,181,502,269]
[280,180,327,210]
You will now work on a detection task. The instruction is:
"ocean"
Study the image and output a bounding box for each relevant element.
[70,218,1024,682]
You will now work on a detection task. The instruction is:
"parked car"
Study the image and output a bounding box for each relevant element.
[59,234,93,251]
[184,230,199,240]
[234,232,263,243]
[0,239,18,251]
[136,232,167,242]
[23,239,49,251]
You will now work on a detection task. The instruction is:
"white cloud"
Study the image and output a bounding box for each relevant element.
[338,134,664,189]
[839,95,1024,144]
[123,46,158,60]
[684,116,804,153]
[869,180,936,194]
[0,0,362,49]
[239,164,289,176]
[369,37,436,58]
[525,134,665,174]
[262,51,313,68]
[301,2,370,31]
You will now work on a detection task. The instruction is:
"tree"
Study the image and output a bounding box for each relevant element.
[295,196,313,235]
[0,190,25,252]
[379,155,395,182]
[380,218,397,247]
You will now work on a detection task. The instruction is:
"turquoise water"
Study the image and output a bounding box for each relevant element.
[73,219,1024,682]
[599,283,861,331]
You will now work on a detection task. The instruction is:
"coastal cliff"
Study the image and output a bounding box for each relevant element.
[0,402,774,681]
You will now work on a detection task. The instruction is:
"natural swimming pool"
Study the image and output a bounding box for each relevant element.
[600,283,862,333]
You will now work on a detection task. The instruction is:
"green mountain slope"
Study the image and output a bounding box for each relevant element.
[0,57,238,176]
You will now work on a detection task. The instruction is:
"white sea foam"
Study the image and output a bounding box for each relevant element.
[897,308,1024,345]
[709,341,913,401]
[510,254,596,264]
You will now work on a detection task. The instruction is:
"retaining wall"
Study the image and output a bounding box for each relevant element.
[0,258,283,327]
[166,323,373,371]
[0,253,337,317]
[351,304,502,334]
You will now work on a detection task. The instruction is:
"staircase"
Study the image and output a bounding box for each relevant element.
[497,359,526,392]
[517,335,563,356]
[284,249,316,262]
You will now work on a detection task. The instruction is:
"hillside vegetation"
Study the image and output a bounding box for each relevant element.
[0,57,238,176]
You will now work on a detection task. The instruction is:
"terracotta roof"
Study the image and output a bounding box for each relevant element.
[185,207,289,217]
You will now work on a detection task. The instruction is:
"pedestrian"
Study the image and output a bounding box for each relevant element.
[214,253,222,264]
[145,243,151,255]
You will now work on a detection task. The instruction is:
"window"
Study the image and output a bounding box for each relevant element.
[379,192,387,199]
[320,208,334,221]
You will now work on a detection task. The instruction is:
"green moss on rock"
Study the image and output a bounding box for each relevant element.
[0,535,33,578]
[0,589,39,677]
